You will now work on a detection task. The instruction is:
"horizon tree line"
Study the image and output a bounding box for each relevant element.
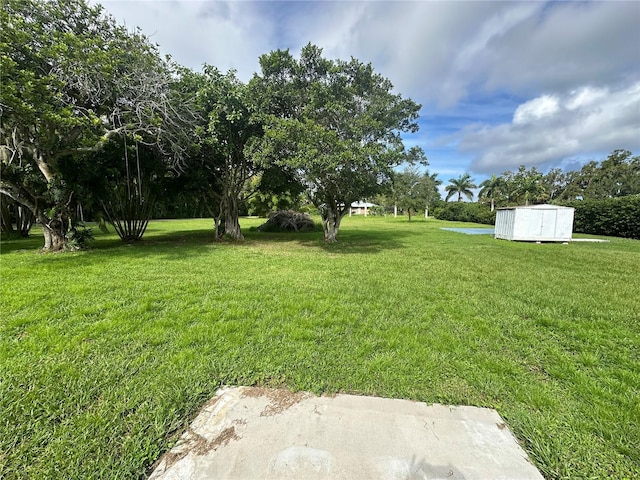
[441,150,639,210]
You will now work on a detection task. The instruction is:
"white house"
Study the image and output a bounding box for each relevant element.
[495,204,575,242]
[349,201,377,216]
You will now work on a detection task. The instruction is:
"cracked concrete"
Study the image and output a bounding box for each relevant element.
[149,386,544,480]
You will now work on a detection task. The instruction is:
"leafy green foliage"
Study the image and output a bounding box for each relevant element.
[392,167,441,221]
[561,149,640,200]
[508,166,548,205]
[64,223,94,251]
[192,67,263,240]
[432,201,496,225]
[566,195,640,239]
[0,0,194,250]
[445,173,477,202]
[251,44,424,241]
[490,150,640,207]
[478,174,505,211]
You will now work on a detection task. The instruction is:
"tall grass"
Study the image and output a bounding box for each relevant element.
[1,217,638,479]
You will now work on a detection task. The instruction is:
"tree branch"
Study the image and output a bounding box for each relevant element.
[0,181,38,214]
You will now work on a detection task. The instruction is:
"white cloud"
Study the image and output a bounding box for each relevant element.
[336,1,638,108]
[96,0,272,79]
[460,82,640,173]
[513,95,560,125]
[91,0,640,177]
[94,1,639,103]
[482,2,640,95]
[565,87,607,111]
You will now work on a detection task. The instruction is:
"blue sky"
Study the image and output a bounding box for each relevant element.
[96,0,640,195]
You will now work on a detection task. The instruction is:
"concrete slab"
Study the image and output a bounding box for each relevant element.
[149,386,543,480]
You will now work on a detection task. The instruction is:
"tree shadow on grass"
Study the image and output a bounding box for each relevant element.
[229,228,414,255]
[94,225,413,259]
[0,234,44,254]
[1,223,418,260]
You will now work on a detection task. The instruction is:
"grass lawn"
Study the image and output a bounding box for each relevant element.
[1,216,639,479]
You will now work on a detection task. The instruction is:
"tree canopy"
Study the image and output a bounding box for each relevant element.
[250,44,424,241]
[0,0,194,250]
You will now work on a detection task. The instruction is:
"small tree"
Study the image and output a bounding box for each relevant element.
[393,167,441,221]
[99,137,162,242]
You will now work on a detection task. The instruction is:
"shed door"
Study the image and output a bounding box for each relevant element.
[539,209,557,238]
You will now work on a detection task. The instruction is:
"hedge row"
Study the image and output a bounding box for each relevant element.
[431,202,496,225]
[565,195,640,239]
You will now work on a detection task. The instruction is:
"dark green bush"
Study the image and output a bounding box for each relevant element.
[431,202,496,225]
[565,195,640,239]
[256,210,318,232]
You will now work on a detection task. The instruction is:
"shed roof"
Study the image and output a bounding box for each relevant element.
[497,204,574,210]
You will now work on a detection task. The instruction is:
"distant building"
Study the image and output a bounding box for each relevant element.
[349,201,377,216]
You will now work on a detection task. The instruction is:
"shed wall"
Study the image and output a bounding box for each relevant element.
[495,209,516,240]
[495,206,574,241]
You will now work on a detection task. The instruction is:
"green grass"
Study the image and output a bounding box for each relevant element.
[1,216,639,479]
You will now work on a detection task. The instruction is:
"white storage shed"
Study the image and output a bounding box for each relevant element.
[495,204,574,242]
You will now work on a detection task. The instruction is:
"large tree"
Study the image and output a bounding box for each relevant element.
[510,166,548,205]
[542,168,570,202]
[251,44,423,242]
[192,67,263,240]
[176,67,299,240]
[0,0,193,250]
[563,149,640,200]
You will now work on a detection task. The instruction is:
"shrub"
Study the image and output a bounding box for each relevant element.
[256,210,317,232]
[431,202,496,225]
[565,195,640,239]
[368,205,390,216]
[64,223,94,251]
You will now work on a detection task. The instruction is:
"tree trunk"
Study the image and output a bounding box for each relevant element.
[17,205,34,236]
[490,198,495,212]
[408,209,412,222]
[0,196,14,234]
[321,206,342,242]
[224,214,243,240]
[218,195,244,241]
[39,212,67,252]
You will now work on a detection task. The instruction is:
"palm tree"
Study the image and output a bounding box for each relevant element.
[478,174,504,211]
[445,173,477,202]
[512,175,548,205]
